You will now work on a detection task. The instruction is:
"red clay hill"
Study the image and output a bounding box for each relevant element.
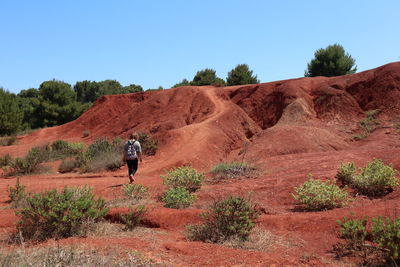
[1,62,400,266]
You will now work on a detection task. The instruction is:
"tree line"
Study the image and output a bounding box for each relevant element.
[0,43,357,136]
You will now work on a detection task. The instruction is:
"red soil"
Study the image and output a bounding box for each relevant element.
[1,62,400,266]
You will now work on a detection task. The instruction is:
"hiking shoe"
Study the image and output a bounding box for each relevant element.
[129,175,134,183]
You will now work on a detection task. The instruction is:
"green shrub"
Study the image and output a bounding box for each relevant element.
[162,166,203,192]
[123,184,148,200]
[16,186,108,241]
[352,159,398,197]
[352,134,366,141]
[50,140,85,160]
[118,205,147,230]
[210,162,257,180]
[59,159,80,173]
[292,176,349,211]
[371,216,400,260]
[0,154,13,167]
[335,162,356,185]
[7,178,27,207]
[79,138,124,172]
[138,132,158,156]
[162,187,196,209]
[187,196,259,243]
[337,215,400,262]
[0,135,17,146]
[10,146,50,175]
[360,109,380,133]
[337,216,368,248]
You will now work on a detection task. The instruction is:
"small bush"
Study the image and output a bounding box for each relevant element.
[352,159,398,197]
[371,216,400,260]
[138,132,158,156]
[337,216,368,248]
[123,184,148,200]
[335,162,356,185]
[0,135,17,146]
[352,134,366,141]
[210,162,257,180]
[7,178,27,207]
[337,215,400,262]
[360,109,380,133]
[162,187,196,209]
[118,205,147,230]
[162,166,203,192]
[292,176,349,211]
[0,154,13,167]
[10,146,50,175]
[79,138,124,172]
[50,140,85,160]
[187,196,259,243]
[16,186,108,241]
[59,158,80,173]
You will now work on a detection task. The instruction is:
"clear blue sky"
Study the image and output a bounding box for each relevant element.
[1,0,399,93]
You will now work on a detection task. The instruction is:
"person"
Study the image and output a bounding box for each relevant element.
[123,133,142,183]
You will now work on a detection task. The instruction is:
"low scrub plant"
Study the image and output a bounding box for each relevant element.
[162,187,196,209]
[210,162,257,180]
[0,246,154,266]
[337,216,369,248]
[335,162,356,185]
[360,109,380,133]
[292,176,350,211]
[337,215,400,262]
[7,178,27,208]
[78,138,124,172]
[352,159,398,197]
[138,132,158,156]
[123,184,148,200]
[371,216,400,261]
[16,186,108,241]
[162,166,203,192]
[187,196,260,243]
[0,135,17,146]
[58,158,80,173]
[50,140,85,159]
[10,146,50,175]
[0,154,13,167]
[118,205,147,230]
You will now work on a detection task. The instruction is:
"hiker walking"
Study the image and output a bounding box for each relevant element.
[123,133,142,183]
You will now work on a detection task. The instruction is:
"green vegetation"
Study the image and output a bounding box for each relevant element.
[354,159,398,197]
[336,159,398,197]
[0,154,13,168]
[210,162,257,180]
[0,135,17,146]
[137,132,158,156]
[0,88,23,135]
[162,166,204,193]
[305,44,357,77]
[191,68,226,86]
[7,178,27,208]
[337,216,368,248]
[123,184,148,200]
[187,196,259,243]
[16,186,108,241]
[78,138,124,173]
[0,246,155,266]
[335,162,356,185]
[162,187,196,209]
[226,64,259,85]
[292,176,349,211]
[360,109,380,133]
[337,216,400,262]
[118,205,147,230]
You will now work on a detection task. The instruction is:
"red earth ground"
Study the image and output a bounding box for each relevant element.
[1,62,400,266]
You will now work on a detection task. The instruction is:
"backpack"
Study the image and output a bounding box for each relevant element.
[125,140,138,160]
